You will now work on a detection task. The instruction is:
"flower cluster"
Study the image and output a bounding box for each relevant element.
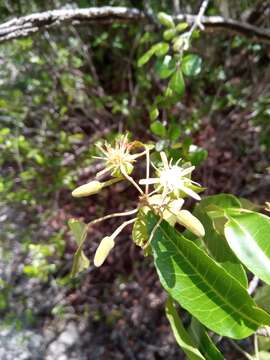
[70,136,205,270]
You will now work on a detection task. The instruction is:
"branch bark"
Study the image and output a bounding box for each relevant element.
[0,6,270,45]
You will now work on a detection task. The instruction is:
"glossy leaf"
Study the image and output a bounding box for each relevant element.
[182,54,202,77]
[169,69,185,96]
[194,195,247,288]
[155,55,176,79]
[165,297,206,360]
[189,318,224,360]
[148,213,270,339]
[224,210,270,285]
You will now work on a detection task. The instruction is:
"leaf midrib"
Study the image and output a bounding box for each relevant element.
[157,223,261,328]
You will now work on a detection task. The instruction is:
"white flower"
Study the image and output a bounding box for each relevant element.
[94,134,137,178]
[139,152,202,200]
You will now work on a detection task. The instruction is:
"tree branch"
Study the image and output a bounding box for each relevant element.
[0,6,270,45]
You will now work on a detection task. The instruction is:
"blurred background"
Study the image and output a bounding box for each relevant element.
[0,0,270,359]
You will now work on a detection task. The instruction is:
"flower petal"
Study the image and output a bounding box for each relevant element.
[139,178,160,185]
[177,184,201,200]
[180,166,195,177]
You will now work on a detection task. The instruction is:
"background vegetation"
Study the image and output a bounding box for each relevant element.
[1,0,270,358]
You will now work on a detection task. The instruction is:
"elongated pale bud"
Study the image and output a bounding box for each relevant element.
[94,236,115,267]
[163,210,177,227]
[163,199,185,227]
[176,210,205,237]
[72,180,103,198]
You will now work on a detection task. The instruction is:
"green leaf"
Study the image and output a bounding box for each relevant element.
[182,54,202,77]
[157,12,175,28]
[168,123,181,141]
[169,69,185,96]
[132,207,148,247]
[150,121,166,137]
[68,219,87,246]
[176,22,189,32]
[138,43,170,67]
[189,318,224,360]
[224,210,270,285]
[163,28,177,41]
[148,213,270,339]
[68,219,89,277]
[137,48,155,67]
[154,42,170,57]
[254,284,270,313]
[149,107,159,121]
[71,250,90,277]
[165,297,206,360]
[238,197,259,211]
[194,195,247,288]
[155,55,176,79]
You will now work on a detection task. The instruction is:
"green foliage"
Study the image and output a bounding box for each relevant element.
[165,297,206,360]
[189,318,224,360]
[68,219,89,277]
[169,68,185,96]
[224,210,270,285]
[148,212,270,339]
[182,54,202,77]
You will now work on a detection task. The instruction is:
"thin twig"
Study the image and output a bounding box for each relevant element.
[184,0,209,46]
[87,208,138,228]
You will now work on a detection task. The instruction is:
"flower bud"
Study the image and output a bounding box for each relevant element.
[163,210,177,227]
[72,180,103,198]
[176,210,205,237]
[94,236,115,267]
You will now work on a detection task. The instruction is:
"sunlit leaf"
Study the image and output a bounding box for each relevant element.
[182,54,202,77]
[148,212,270,339]
[193,194,247,287]
[155,55,176,79]
[224,210,270,285]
